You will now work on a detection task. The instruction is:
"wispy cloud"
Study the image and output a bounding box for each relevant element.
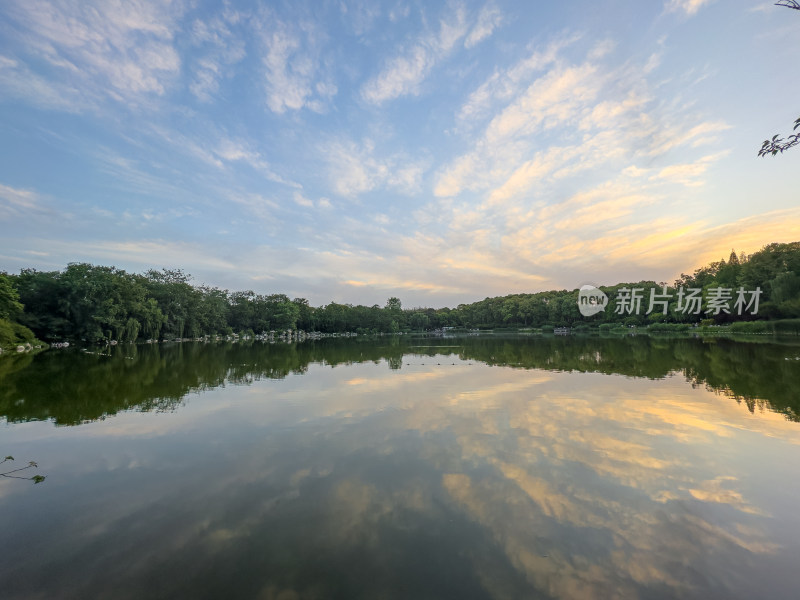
[437,58,608,198]
[456,34,580,127]
[213,137,299,187]
[665,0,715,17]
[141,125,301,190]
[188,8,247,102]
[0,182,42,218]
[652,151,728,187]
[293,191,314,208]
[92,147,194,201]
[464,4,502,49]
[339,0,382,36]
[322,137,426,198]
[0,54,87,111]
[4,0,184,104]
[361,4,469,104]
[437,36,729,218]
[225,192,281,228]
[256,11,335,114]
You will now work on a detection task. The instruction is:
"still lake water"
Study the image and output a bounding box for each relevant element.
[1,334,800,599]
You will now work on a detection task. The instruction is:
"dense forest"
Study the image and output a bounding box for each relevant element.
[1,241,799,348]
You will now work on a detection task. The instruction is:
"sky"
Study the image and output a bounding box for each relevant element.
[0,0,799,308]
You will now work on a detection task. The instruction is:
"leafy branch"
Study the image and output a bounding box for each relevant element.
[0,456,46,484]
[758,118,800,156]
[757,2,799,156]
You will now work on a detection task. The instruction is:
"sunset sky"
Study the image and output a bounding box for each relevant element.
[1,0,798,307]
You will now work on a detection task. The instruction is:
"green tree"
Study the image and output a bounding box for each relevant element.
[385,297,402,312]
[715,250,741,288]
[293,297,314,330]
[145,269,200,339]
[769,272,800,317]
[195,286,229,335]
[0,273,23,320]
[409,311,429,331]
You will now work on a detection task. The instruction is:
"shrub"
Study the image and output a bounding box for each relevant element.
[730,321,769,334]
[648,323,690,332]
[774,319,800,334]
[0,319,38,348]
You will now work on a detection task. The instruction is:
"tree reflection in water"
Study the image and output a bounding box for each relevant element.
[1,334,798,425]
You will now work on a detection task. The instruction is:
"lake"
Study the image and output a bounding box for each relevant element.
[2,334,800,599]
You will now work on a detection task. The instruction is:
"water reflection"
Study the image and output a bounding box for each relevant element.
[1,337,799,599]
[1,335,799,425]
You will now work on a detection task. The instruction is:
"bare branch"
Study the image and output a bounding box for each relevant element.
[1,457,46,483]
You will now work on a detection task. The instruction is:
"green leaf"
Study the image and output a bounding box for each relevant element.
[31,475,46,484]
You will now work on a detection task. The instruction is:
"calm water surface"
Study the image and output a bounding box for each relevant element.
[1,335,800,599]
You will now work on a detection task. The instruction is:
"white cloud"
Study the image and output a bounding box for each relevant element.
[142,127,301,190]
[4,0,185,102]
[640,120,731,157]
[257,13,334,114]
[262,27,309,112]
[464,4,502,49]
[215,138,259,163]
[0,54,87,111]
[0,183,41,218]
[293,191,314,208]
[652,152,728,187]
[316,81,338,98]
[189,10,247,103]
[361,46,432,104]
[88,145,201,203]
[226,192,280,225]
[485,63,601,143]
[665,0,715,17]
[361,5,468,104]
[339,0,381,36]
[456,34,581,126]
[439,37,731,208]
[189,59,221,102]
[588,38,616,61]
[437,60,606,198]
[322,138,425,198]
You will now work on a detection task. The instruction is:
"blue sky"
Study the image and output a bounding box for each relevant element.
[1,0,798,307]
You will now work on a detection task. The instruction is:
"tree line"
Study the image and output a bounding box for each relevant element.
[0,241,799,347]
